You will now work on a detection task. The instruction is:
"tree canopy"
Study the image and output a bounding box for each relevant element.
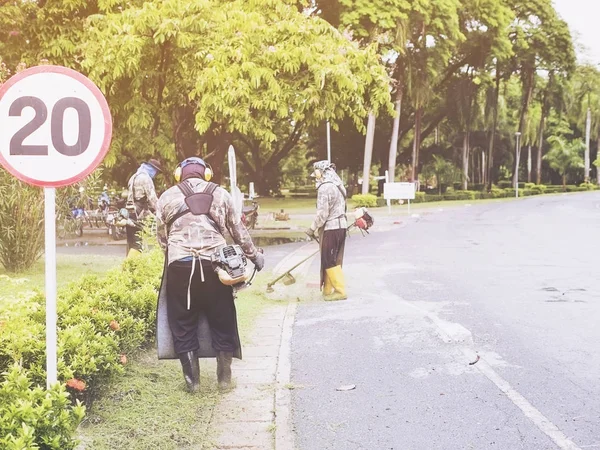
[0,0,596,192]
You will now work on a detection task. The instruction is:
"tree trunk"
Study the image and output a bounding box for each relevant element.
[486,66,501,191]
[535,71,553,185]
[462,132,469,190]
[362,113,376,194]
[411,107,423,181]
[388,88,403,183]
[527,145,532,183]
[597,136,600,185]
[536,116,546,185]
[562,174,566,189]
[514,67,535,187]
[585,108,591,182]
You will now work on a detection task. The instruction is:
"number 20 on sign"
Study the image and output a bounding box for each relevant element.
[0,65,112,388]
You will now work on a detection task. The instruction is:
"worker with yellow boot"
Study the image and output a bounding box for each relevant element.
[124,159,162,257]
[306,160,347,301]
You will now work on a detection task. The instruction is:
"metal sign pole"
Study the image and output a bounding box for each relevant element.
[44,187,58,388]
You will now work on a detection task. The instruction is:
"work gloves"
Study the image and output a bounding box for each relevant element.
[252,250,265,272]
[305,227,316,240]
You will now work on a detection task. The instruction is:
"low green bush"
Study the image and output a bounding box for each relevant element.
[0,250,164,448]
[443,190,478,201]
[545,186,563,194]
[351,194,378,208]
[579,182,597,191]
[424,194,444,202]
[0,365,85,450]
[530,184,547,195]
[414,192,426,203]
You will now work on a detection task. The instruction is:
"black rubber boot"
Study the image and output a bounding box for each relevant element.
[216,351,233,391]
[179,350,200,393]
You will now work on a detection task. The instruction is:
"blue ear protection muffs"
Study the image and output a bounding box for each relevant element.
[173,157,213,182]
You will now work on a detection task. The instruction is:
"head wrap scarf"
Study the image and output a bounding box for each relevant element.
[311,160,346,196]
[181,162,206,181]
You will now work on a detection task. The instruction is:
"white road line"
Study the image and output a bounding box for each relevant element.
[404,300,582,450]
[471,355,581,450]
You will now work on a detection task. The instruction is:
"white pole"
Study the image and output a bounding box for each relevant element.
[326,121,332,163]
[585,108,591,182]
[362,113,376,195]
[515,132,521,198]
[385,170,391,214]
[44,187,57,388]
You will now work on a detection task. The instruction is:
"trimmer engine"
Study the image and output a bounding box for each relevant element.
[211,245,250,288]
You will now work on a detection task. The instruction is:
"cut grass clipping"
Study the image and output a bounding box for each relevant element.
[77,279,274,450]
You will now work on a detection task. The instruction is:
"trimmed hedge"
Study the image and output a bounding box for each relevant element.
[0,250,163,448]
[387,183,598,205]
[351,194,378,208]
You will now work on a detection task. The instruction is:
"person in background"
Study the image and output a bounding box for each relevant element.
[306,160,348,301]
[125,159,162,256]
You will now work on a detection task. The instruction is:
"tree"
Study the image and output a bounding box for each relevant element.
[544,136,584,188]
[506,0,575,187]
[567,65,600,183]
[421,155,461,194]
[82,0,392,191]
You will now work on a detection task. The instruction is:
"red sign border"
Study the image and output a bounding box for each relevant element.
[0,65,112,188]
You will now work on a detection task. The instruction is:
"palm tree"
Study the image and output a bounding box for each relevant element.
[543,136,584,189]
[422,155,461,194]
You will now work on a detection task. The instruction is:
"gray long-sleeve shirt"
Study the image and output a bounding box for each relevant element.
[310,182,348,232]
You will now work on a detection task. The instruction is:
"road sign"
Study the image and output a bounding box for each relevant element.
[0,65,112,389]
[384,182,416,200]
[0,65,112,187]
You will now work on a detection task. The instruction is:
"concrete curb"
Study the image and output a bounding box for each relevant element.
[274,300,298,450]
[210,242,317,449]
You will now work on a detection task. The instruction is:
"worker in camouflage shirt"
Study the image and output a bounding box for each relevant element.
[156,157,264,392]
[125,159,162,254]
[306,160,348,301]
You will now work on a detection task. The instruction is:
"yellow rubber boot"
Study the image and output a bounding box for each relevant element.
[324,266,347,301]
[322,272,334,296]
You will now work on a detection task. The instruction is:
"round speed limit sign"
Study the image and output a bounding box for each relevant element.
[0,65,112,187]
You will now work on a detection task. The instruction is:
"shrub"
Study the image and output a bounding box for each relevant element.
[414,192,426,203]
[545,186,563,194]
[524,182,536,189]
[0,249,164,445]
[424,194,444,202]
[530,184,547,195]
[351,194,378,208]
[579,182,597,191]
[0,170,45,272]
[0,365,85,450]
[497,180,512,189]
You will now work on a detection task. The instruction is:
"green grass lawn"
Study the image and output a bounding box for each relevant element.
[76,278,276,450]
[0,254,123,312]
[257,197,316,215]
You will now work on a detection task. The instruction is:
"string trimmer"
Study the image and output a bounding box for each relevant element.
[265,249,319,293]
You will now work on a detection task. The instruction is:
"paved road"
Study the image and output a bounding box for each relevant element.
[291,193,600,450]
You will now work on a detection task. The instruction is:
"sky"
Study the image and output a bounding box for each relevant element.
[553,0,600,66]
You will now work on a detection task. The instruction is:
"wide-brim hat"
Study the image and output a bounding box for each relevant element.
[147,158,163,173]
